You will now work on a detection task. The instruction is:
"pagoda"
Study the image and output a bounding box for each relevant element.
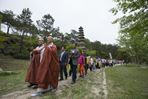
[78,26,86,51]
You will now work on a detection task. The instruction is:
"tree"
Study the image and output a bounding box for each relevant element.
[16,8,33,52]
[111,0,148,64]
[64,32,72,43]
[90,41,101,56]
[70,29,79,45]
[36,14,54,37]
[29,24,38,37]
[0,14,2,31]
[116,47,131,63]
[0,10,15,34]
[84,38,91,49]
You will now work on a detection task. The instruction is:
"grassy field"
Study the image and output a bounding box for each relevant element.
[106,64,148,99]
[0,54,29,96]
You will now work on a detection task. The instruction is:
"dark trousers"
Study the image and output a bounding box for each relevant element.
[85,64,89,75]
[72,64,77,82]
[69,64,73,76]
[60,63,67,80]
[89,65,93,71]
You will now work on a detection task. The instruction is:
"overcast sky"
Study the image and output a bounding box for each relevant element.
[0,0,120,44]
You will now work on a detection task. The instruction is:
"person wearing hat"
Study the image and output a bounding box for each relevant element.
[25,36,45,89]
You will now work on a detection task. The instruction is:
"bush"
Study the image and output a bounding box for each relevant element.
[86,50,96,56]
[0,32,38,59]
[13,50,30,59]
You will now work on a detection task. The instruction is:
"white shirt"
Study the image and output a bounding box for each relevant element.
[60,51,65,61]
[90,58,94,65]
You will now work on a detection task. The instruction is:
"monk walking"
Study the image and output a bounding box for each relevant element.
[25,37,44,89]
[32,35,60,96]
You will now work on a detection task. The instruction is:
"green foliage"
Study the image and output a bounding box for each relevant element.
[116,48,131,63]
[0,36,7,42]
[0,36,8,48]
[16,8,33,35]
[13,49,30,59]
[78,48,83,53]
[36,14,54,36]
[99,51,109,59]
[0,10,15,34]
[0,32,38,59]
[65,44,75,52]
[54,39,63,48]
[88,40,118,58]
[0,71,18,76]
[111,0,148,64]
[86,50,96,56]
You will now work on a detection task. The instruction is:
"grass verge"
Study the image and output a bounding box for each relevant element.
[106,64,148,99]
[0,55,29,96]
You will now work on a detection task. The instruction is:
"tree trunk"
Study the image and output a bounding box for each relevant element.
[0,23,1,32]
[19,31,25,53]
[7,25,10,35]
[25,32,28,36]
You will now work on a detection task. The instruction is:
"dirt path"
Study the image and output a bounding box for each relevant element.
[102,68,108,99]
[90,68,108,99]
[1,68,108,99]
[1,76,72,99]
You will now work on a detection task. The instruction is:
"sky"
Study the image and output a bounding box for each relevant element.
[0,0,120,44]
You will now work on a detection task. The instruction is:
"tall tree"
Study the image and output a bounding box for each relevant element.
[70,29,79,45]
[29,24,38,37]
[36,14,54,37]
[116,47,131,63]
[0,14,2,31]
[0,10,15,34]
[16,8,33,52]
[111,0,148,64]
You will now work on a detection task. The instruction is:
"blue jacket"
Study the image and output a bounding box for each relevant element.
[60,51,68,65]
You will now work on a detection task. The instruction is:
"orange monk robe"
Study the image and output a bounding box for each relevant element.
[36,44,60,89]
[25,50,40,84]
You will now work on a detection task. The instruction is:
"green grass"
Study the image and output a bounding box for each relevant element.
[0,54,29,71]
[0,54,29,96]
[106,64,148,99]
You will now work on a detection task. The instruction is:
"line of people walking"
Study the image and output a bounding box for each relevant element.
[25,35,99,96]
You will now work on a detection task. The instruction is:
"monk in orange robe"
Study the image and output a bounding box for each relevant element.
[32,36,59,96]
[25,37,44,88]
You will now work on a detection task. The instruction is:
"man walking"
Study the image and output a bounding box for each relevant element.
[71,46,79,84]
[59,46,68,80]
